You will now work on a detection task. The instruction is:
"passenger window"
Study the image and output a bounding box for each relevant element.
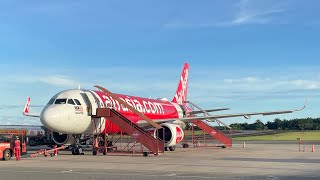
[47,98,55,105]
[54,99,67,104]
[74,99,81,105]
[67,99,75,105]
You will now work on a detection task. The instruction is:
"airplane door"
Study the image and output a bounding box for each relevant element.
[81,90,106,135]
[80,91,98,116]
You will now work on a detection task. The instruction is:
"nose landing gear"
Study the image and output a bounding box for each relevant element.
[71,146,83,155]
[71,135,84,155]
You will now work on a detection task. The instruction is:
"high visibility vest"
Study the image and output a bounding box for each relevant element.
[15,140,21,150]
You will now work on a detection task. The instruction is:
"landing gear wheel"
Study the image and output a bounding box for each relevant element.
[182,144,189,148]
[169,146,176,151]
[143,152,148,157]
[72,147,83,155]
[2,149,11,161]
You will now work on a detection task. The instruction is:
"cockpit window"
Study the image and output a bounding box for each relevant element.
[74,99,81,105]
[54,99,67,104]
[67,99,75,105]
[47,98,55,105]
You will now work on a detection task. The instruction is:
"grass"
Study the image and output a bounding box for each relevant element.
[233,131,320,141]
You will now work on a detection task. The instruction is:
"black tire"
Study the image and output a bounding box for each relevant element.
[103,149,107,155]
[165,147,168,151]
[2,149,11,161]
[143,152,148,157]
[71,148,80,155]
[93,150,97,156]
[169,146,176,151]
[182,144,189,148]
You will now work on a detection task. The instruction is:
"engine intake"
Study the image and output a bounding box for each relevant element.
[154,123,184,147]
[52,132,75,146]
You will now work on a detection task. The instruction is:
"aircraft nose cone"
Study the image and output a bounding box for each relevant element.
[40,106,62,132]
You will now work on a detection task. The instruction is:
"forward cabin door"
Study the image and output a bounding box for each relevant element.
[81,90,106,134]
[81,91,98,116]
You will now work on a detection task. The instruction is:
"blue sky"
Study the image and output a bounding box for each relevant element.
[0,0,320,125]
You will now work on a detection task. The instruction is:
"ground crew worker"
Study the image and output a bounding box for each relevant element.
[94,136,99,149]
[14,136,21,161]
[53,145,58,156]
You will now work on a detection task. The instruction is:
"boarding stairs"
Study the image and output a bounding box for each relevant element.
[95,108,164,154]
[184,101,232,147]
[93,85,164,155]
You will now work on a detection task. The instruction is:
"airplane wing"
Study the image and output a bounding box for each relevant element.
[137,103,307,128]
[22,97,41,118]
[189,108,230,115]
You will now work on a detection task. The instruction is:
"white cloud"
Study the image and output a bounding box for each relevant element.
[0,74,80,88]
[220,0,287,26]
[38,75,79,87]
[291,80,320,89]
[224,76,261,83]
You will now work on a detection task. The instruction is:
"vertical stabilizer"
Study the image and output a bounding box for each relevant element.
[172,63,189,105]
[23,97,31,115]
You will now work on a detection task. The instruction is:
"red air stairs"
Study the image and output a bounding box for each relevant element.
[192,120,232,147]
[95,108,164,155]
[183,101,232,148]
[93,86,164,156]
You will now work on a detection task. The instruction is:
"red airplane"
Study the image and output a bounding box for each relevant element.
[23,63,306,154]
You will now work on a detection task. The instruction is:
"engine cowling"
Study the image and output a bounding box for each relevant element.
[52,132,75,146]
[154,123,184,147]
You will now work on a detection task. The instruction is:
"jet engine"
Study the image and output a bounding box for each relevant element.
[154,123,184,147]
[52,132,75,146]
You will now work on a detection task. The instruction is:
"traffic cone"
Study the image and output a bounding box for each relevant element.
[312,145,315,152]
[243,142,246,148]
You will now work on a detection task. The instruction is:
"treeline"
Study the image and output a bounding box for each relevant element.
[229,118,320,130]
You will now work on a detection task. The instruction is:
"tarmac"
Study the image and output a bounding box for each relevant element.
[1,142,320,180]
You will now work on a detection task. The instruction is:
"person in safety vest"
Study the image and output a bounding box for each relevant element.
[53,144,58,156]
[14,136,21,161]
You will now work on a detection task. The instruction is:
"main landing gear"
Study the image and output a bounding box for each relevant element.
[165,146,176,151]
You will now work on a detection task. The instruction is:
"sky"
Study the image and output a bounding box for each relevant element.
[0,0,320,125]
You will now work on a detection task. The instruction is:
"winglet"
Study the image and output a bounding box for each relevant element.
[300,95,309,111]
[295,94,309,111]
[23,97,31,115]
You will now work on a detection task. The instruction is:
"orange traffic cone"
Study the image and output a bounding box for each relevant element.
[312,145,315,152]
[243,142,246,148]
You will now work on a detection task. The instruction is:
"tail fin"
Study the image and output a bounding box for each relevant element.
[172,63,189,105]
[23,97,31,115]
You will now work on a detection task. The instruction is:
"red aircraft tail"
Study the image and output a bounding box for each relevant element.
[23,97,31,115]
[172,63,189,105]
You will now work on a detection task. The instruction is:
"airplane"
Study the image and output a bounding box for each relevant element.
[23,63,306,155]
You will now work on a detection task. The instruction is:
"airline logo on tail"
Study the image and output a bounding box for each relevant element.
[172,63,189,105]
[23,97,31,115]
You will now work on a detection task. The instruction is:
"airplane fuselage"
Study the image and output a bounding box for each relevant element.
[40,89,186,135]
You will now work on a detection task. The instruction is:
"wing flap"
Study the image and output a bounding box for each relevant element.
[189,108,230,115]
